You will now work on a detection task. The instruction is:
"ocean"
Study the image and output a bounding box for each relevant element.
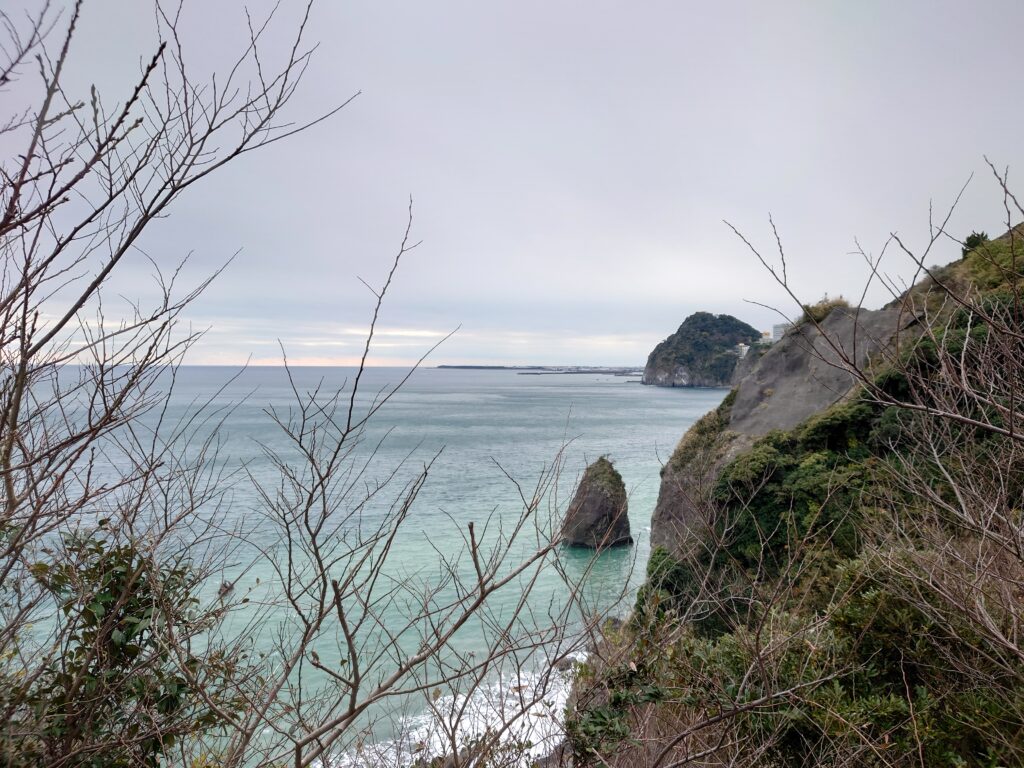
[147,365,727,763]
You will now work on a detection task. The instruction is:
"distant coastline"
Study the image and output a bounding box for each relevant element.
[437,365,644,377]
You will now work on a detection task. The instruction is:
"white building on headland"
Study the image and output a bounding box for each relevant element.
[772,322,793,342]
[755,324,794,346]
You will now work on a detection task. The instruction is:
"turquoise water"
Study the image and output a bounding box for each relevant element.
[150,366,726,760]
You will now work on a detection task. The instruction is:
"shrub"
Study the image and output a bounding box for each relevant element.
[962,230,989,257]
[800,295,851,324]
[3,530,239,767]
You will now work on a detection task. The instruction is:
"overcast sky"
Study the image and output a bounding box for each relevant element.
[30,1,1024,365]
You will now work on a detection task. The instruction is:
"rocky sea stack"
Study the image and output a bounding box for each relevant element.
[642,311,761,387]
[561,457,631,549]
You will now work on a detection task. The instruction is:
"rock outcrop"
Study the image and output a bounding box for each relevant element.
[729,342,764,386]
[561,457,631,549]
[642,312,761,388]
[650,305,912,555]
[728,306,906,437]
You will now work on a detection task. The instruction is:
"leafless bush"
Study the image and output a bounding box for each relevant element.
[0,4,618,767]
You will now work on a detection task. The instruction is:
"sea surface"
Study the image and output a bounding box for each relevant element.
[147,366,727,762]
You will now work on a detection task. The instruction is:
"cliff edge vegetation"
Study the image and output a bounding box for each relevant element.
[568,221,1024,767]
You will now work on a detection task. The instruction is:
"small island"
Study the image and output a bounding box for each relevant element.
[642,311,762,388]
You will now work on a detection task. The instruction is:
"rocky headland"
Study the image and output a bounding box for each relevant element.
[566,227,1024,765]
[642,311,761,387]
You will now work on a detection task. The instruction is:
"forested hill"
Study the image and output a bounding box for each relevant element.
[642,311,761,387]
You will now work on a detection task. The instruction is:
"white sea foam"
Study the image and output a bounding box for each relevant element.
[327,654,583,768]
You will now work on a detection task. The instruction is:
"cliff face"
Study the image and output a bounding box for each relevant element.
[649,305,910,555]
[642,312,761,388]
[729,306,906,436]
[729,341,763,386]
[572,229,1024,767]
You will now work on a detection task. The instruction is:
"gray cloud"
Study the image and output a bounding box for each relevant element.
[28,0,1024,365]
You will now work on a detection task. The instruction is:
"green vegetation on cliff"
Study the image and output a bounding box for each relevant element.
[663,388,737,476]
[583,456,627,499]
[570,225,1024,766]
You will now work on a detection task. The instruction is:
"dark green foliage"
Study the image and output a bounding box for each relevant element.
[796,400,875,453]
[565,630,667,761]
[872,367,913,402]
[951,290,1023,327]
[2,530,238,767]
[628,554,1024,767]
[962,230,989,258]
[711,399,879,574]
[894,294,1024,435]
[867,405,912,448]
[565,677,665,760]
[620,389,1024,764]
[583,456,626,500]
[643,546,698,601]
[810,562,1024,766]
[635,547,699,626]
[646,312,761,386]
[635,546,733,637]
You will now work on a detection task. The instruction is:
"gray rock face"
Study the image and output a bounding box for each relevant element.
[642,363,694,387]
[729,306,907,438]
[649,466,707,556]
[649,405,738,556]
[562,457,632,549]
[649,306,911,557]
[729,344,764,386]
